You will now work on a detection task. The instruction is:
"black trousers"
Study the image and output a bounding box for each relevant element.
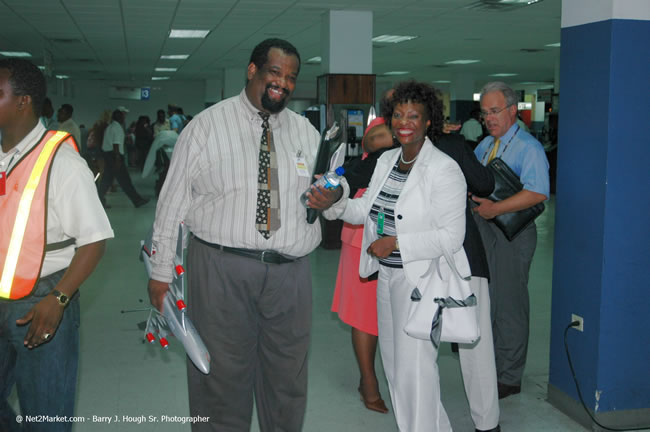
[97,151,142,205]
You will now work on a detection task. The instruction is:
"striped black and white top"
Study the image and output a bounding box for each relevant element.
[369,159,412,268]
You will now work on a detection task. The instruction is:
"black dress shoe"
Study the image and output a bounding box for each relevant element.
[498,382,521,399]
[476,425,501,432]
[476,426,501,432]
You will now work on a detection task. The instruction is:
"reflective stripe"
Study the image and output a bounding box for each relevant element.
[0,131,68,298]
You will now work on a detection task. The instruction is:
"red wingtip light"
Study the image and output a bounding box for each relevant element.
[175,265,185,276]
[176,299,187,310]
[146,333,155,343]
[159,337,169,349]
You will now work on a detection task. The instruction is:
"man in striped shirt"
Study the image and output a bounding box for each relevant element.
[148,39,342,432]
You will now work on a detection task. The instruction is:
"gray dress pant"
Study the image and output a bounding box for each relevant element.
[473,214,537,386]
[186,238,312,432]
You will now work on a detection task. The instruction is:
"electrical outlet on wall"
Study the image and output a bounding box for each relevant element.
[571,314,584,332]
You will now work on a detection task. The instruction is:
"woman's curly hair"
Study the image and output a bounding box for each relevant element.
[381,80,444,141]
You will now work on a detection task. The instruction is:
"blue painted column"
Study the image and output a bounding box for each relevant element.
[548,0,650,429]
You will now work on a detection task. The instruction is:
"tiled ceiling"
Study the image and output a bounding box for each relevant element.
[0,0,561,88]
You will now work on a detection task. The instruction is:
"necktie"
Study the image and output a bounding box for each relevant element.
[255,112,281,239]
[487,138,501,163]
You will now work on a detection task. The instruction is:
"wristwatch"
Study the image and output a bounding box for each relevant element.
[50,289,70,307]
[395,237,400,250]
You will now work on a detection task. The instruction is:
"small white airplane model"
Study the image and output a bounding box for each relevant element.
[140,223,211,375]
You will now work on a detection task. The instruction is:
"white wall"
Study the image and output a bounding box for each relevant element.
[48,79,206,128]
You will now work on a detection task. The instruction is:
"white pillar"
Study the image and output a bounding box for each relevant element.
[321,10,373,75]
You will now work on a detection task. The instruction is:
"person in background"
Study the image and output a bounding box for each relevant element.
[153,109,170,138]
[86,110,112,178]
[0,58,113,432]
[56,103,81,145]
[148,38,342,432]
[461,109,484,148]
[97,107,149,209]
[434,128,500,432]
[516,114,530,133]
[134,115,153,171]
[40,97,56,129]
[332,117,396,414]
[78,124,89,159]
[168,105,184,134]
[472,81,549,400]
[312,80,468,431]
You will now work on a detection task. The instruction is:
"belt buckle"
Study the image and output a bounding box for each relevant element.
[260,250,268,263]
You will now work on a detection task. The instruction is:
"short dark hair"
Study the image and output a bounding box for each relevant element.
[0,58,47,116]
[60,103,74,116]
[249,38,301,73]
[383,80,444,140]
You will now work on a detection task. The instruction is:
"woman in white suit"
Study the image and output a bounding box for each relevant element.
[312,81,468,431]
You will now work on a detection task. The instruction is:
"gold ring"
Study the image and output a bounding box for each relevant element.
[42,333,51,340]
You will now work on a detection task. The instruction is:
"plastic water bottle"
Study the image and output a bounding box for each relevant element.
[300,167,345,207]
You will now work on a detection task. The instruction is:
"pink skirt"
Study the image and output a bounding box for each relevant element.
[331,240,378,336]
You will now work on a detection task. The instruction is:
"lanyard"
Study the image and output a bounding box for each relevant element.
[480,125,520,165]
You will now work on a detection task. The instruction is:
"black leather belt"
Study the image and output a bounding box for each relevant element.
[193,236,296,264]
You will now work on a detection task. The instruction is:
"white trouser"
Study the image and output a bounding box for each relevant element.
[377,266,452,432]
[458,276,500,430]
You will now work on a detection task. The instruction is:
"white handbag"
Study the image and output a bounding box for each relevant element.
[403,245,480,348]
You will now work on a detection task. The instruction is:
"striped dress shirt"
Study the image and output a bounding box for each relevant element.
[150,90,322,283]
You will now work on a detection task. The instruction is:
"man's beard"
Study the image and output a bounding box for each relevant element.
[261,85,289,114]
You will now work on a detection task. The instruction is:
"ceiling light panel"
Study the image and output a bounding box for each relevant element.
[445,59,481,65]
[0,51,32,57]
[169,29,210,39]
[372,35,418,44]
[161,55,190,60]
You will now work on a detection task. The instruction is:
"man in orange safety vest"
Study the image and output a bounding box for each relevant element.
[0,58,114,432]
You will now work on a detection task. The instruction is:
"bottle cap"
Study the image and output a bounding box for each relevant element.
[335,167,345,176]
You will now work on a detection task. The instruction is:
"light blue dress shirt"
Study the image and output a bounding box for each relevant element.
[474,123,550,198]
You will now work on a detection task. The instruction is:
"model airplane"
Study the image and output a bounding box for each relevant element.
[140,223,211,375]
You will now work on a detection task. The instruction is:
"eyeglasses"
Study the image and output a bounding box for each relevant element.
[480,104,512,119]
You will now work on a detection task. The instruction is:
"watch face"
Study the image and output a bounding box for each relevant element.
[59,294,68,305]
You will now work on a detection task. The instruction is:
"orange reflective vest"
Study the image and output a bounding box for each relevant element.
[0,130,78,300]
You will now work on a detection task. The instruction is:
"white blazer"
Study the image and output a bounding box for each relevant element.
[325,138,469,286]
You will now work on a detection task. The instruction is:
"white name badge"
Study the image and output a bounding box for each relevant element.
[294,156,310,178]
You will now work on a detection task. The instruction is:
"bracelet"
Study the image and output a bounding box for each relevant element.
[395,237,399,250]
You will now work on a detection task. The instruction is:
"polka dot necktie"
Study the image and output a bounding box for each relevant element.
[255,112,281,239]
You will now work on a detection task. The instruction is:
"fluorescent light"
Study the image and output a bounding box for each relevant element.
[499,0,542,3]
[0,51,32,57]
[433,80,451,84]
[383,71,410,76]
[160,55,189,60]
[56,74,69,79]
[545,42,561,47]
[37,65,45,71]
[489,73,518,77]
[473,93,481,101]
[152,76,170,81]
[169,29,210,39]
[445,59,480,65]
[306,56,321,63]
[372,35,418,44]
[155,67,177,72]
